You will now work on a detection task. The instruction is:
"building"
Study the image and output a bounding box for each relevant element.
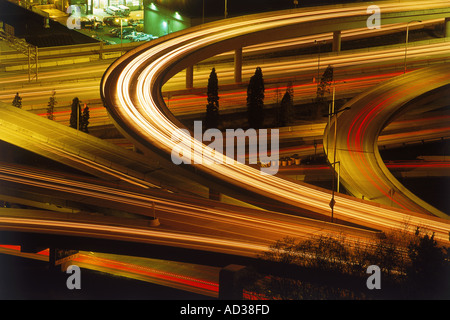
[143,1,190,37]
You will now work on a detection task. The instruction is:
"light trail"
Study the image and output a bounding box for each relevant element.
[101,1,450,243]
[324,63,450,219]
[0,162,381,248]
[0,245,220,297]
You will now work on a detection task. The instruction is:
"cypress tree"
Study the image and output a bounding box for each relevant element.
[205,68,220,129]
[247,67,265,129]
[81,104,90,133]
[12,92,22,109]
[315,65,333,119]
[69,97,82,130]
[47,90,57,120]
[279,82,294,127]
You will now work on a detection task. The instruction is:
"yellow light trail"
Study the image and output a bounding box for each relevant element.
[101,1,450,243]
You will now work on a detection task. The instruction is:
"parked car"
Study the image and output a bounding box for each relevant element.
[110,26,135,38]
[124,31,139,41]
[117,5,130,16]
[103,16,116,26]
[130,19,144,26]
[103,16,130,27]
[132,33,154,42]
[104,6,120,16]
[89,16,104,29]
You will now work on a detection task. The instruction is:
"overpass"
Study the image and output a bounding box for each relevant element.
[0,101,259,206]
[323,63,450,218]
[101,0,450,242]
[180,1,450,89]
[0,160,384,266]
[0,1,447,233]
[1,2,450,296]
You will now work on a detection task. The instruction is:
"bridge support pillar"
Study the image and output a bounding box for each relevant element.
[332,30,341,52]
[49,248,79,271]
[99,42,104,59]
[219,264,247,299]
[186,65,194,89]
[209,188,221,201]
[234,48,243,83]
[445,18,450,38]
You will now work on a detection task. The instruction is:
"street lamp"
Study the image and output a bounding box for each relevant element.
[224,0,228,18]
[404,20,422,73]
[115,17,128,55]
[314,40,326,84]
[328,89,350,223]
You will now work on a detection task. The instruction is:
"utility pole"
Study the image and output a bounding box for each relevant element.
[224,0,228,18]
[314,40,326,84]
[202,0,205,24]
[327,83,350,223]
[404,20,422,73]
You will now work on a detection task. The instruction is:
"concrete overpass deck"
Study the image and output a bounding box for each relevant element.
[0,101,212,197]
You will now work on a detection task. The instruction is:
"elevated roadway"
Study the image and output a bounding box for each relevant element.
[101,1,450,242]
[323,63,450,219]
[1,1,449,266]
[0,101,220,199]
[0,162,384,266]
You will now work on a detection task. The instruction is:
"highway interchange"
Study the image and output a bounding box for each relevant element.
[100,0,450,242]
[1,0,450,297]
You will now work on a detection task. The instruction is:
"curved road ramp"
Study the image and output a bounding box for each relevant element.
[324,63,450,220]
[101,2,450,241]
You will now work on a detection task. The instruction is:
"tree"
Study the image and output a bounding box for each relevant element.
[69,97,82,130]
[406,230,449,298]
[314,64,333,119]
[278,82,294,127]
[47,90,57,120]
[12,93,22,109]
[247,67,265,129]
[205,68,220,129]
[81,104,90,133]
[256,227,450,299]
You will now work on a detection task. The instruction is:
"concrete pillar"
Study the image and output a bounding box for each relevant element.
[49,248,79,271]
[209,188,221,201]
[99,41,104,60]
[234,48,243,83]
[332,30,341,52]
[186,65,194,89]
[445,18,450,38]
[219,264,247,299]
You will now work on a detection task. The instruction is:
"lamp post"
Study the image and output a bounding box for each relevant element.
[328,87,350,223]
[116,17,127,55]
[314,40,326,84]
[224,0,228,18]
[404,20,422,73]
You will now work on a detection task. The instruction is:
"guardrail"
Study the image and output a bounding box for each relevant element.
[0,41,142,60]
